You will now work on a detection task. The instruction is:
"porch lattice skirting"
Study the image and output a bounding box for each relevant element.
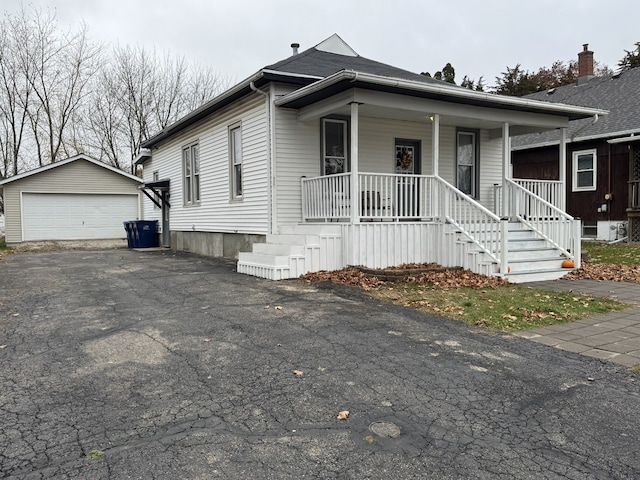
[236,220,575,283]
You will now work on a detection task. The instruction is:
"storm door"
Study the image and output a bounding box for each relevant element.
[394,139,421,218]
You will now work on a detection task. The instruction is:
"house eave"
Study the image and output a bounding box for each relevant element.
[275,70,608,121]
[512,128,640,151]
[140,70,321,151]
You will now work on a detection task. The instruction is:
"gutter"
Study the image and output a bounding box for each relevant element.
[274,70,609,119]
[512,128,640,151]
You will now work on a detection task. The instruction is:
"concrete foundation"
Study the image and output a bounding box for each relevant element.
[171,231,265,259]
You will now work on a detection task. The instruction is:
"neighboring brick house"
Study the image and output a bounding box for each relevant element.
[512,45,640,241]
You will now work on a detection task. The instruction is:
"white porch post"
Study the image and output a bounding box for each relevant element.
[432,114,440,177]
[350,102,360,224]
[501,122,510,218]
[559,127,567,211]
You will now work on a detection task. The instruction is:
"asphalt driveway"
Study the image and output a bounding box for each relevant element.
[1,249,639,479]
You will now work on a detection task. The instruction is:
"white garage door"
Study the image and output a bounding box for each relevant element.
[22,193,139,241]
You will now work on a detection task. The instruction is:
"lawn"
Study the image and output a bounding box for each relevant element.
[372,282,627,332]
[582,240,640,266]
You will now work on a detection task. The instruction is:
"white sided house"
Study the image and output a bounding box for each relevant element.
[0,154,142,245]
[137,35,606,282]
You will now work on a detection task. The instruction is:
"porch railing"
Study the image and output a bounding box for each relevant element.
[301,172,441,221]
[301,172,507,270]
[494,179,564,216]
[301,173,351,220]
[505,178,578,263]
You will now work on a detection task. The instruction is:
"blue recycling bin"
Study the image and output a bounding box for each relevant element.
[123,221,135,248]
[134,220,158,248]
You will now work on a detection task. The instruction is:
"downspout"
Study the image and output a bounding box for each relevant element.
[250,81,274,234]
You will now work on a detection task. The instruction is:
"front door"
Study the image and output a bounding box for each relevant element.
[395,139,421,217]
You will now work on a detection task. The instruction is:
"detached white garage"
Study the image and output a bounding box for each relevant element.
[0,155,142,245]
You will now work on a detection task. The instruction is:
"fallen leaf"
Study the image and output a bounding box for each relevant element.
[12,313,19,317]
[293,370,303,377]
[274,306,283,310]
[0,345,6,349]
[337,410,350,420]
[203,338,212,342]
[364,435,375,443]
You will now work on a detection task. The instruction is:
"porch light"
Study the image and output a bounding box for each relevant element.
[429,115,434,121]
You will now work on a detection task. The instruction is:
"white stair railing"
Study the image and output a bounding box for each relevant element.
[435,176,505,269]
[505,178,579,263]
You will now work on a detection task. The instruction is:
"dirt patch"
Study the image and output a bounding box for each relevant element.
[0,239,127,261]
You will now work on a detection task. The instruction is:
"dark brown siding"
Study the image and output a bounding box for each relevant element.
[512,140,629,222]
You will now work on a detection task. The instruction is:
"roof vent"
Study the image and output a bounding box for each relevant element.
[547,88,556,95]
[612,71,622,79]
[291,43,300,56]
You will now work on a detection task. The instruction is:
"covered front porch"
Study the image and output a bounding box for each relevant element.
[238,72,604,281]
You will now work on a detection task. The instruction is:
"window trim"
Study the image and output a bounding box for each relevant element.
[182,141,200,206]
[321,117,350,176]
[572,148,597,192]
[229,123,243,201]
[456,129,480,198]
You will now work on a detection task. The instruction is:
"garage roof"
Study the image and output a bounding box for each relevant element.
[0,154,142,186]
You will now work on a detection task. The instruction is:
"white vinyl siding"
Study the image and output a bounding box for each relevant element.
[2,160,140,244]
[141,94,268,234]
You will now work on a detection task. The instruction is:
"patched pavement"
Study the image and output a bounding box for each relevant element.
[1,250,640,479]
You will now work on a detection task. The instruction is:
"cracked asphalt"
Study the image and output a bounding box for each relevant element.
[1,249,639,479]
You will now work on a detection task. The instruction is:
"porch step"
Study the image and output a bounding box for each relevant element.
[504,267,572,283]
[279,224,342,235]
[237,225,344,280]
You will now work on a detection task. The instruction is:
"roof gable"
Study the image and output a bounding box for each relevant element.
[264,34,445,85]
[0,154,142,186]
[315,33,358,56]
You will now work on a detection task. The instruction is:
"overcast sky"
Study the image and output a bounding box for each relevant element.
[4,0,639,88]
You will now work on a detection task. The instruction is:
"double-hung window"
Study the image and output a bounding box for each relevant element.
[230,125,243,199]
[572,149,597,191]
[183,142,200,205]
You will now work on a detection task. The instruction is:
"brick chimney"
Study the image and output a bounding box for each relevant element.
[577,44,594,85]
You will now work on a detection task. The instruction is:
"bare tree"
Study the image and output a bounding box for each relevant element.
[0,5,226,179]
[84,45,227,171]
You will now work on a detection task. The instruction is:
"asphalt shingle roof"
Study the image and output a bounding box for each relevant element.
[265,45,447,86]
[512,67,640,149]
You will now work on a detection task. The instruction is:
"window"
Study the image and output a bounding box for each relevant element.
[230,125,243,199]
[456,130,478,197]
[322,118,348,175]
[582,220,597,238]
[152,171,160,209]
[572,149,597,191]
[183,142,200,205]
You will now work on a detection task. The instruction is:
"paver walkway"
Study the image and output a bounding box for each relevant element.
[518,279,640,367]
